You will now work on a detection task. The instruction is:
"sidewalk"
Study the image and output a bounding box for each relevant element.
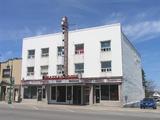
[0,101,160,113]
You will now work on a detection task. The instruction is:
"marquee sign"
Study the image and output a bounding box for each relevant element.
[22,76,122,85]
[43,75,79,80]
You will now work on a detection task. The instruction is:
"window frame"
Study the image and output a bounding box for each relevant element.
[75,63,84,73]
[75,44,84,55]
[28,49,35,59]
[57,65,64,75]
[40,65,49,76]
[101,61,112,72]
[41,48,49,57]
[57,46,64,56]
[101,40,111,52]
[27,67,34,76]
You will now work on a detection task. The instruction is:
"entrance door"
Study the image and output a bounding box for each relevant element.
[1,86,6,101]
[73,86,81,104]
[37,88,42,101]
[57,86,66,102]
[96,89,100,103]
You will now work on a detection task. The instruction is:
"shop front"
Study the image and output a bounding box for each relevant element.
[44,76,122,105]
[22,80,46,103]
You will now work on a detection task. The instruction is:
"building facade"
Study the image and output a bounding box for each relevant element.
[0,58,22,102]
[21,23,144,106]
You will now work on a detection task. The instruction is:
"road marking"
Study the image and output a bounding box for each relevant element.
[9,105,15,109]
[64,108,75,112]
[33,106,39,110]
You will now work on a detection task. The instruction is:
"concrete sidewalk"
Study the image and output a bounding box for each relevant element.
[0,102,160,113]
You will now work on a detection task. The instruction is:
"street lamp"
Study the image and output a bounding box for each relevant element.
[7,60,13,104]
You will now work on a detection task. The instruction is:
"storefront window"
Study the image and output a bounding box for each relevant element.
[110,85,119,100]
[43,88,46,99]
[101,85,109,100]
[23,86,37,99]
[101,85,119,101]
[67,86,72,100]
[51,86,56,100]
[57,86,66,102]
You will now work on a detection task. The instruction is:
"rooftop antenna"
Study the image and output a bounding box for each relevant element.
[61,16,68,76]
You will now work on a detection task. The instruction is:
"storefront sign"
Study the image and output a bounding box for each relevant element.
[22,80,43,85]
[43,75,78,80]
[22,77,122,85]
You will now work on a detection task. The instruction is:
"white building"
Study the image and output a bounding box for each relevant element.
[21,23,144,106]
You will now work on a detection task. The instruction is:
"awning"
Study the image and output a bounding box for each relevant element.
[0,80,10,86]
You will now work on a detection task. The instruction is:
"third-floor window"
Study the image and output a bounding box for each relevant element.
[28,50,35,59]
[41,48,49,57]
[101,40,111,52]
[75,44,84,54]
[57,46,64,56]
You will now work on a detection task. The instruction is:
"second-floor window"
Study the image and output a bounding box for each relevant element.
[41,48,49,57]
[101,61,112,72]
[75,44,84,54]
[57,65,64,75]
[28,50,35,59]
[101,40,111,52]
[40,65,48,76]
[27,67,34,76]
[2,68,10,78]
[75,63,84,73]
[57,46,64,56]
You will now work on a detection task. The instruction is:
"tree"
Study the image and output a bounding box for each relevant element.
[142,69,155,97]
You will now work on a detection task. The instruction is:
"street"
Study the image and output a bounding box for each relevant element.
[0,104,160,120]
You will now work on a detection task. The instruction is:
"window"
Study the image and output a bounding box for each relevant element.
[40,65,48,76]
[75,63,84,73]
[57,65,64,75]
[101,61,112,72]
[43,88,46,99]
[2,69,10,78]
[28,50,35,59]
[101,85,119,101]
[27,67,34,76]
[75,44,84,54]
[67,86,72,100]
[41,48,49,57]
[51,86,56,100]
[101,85,109,100]
[57,46,64,56]
[101,41,111,51]
[57,86,66,102]
[110,85,119,100]
[23,86,37,99]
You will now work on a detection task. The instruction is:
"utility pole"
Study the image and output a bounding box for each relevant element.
[8,59,13,104]
[61,16,69,76]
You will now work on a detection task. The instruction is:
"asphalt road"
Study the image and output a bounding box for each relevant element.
[0,104,160,120]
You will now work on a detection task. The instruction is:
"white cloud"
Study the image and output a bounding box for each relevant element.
[0,50,14,62]
[103,12,126,24]
[0,26,50,42]
[55,0,99,15]
[123,20,160,42]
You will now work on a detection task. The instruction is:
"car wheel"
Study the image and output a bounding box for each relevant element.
[153,107,157,109]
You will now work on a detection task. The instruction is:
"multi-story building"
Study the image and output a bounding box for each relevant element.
[21,23,144,106]
[0,58,22,102]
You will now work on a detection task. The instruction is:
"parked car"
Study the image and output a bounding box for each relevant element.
[140,98,157,109]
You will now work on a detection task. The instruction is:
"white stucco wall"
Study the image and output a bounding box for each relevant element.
[121,33,145,105]
[21,23,123,80]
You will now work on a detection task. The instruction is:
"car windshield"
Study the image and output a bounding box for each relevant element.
[143,98,154,102]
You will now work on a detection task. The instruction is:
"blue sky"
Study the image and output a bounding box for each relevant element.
[0,0,160,89]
